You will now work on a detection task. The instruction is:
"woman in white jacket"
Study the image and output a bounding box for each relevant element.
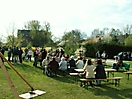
[59,57,67,71]
[83,59,95,87]
[76,57,84,69]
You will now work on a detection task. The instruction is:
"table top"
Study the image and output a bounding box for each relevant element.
[105,68,117,72]
[74,69,84,72]
[74,68,117,72]
[124,72,132,74]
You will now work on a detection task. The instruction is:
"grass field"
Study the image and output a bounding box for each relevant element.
[0,59,132,99]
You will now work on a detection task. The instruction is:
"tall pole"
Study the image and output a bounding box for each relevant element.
[0,52,34,91]
[0,58,20,99]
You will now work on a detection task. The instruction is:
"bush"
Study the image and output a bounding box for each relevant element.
[84,42,132,59]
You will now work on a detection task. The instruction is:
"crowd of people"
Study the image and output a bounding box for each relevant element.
[1,46,127,87]
[39,49,106,87]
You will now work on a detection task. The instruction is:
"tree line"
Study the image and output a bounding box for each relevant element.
[2,20,132,56]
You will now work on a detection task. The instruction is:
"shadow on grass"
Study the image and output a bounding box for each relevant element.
[4,61,41,74]
[88,83,132,99]
[4,65,11,70]
[4,62,83,85]
[51,74,76,84]
[11,61,34,69]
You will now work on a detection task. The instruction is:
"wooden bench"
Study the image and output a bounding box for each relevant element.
[80,77,123,89]
[69,73,79,83]
[124,72,132,80]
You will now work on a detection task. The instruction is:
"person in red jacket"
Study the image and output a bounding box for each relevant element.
[46,57,59,77]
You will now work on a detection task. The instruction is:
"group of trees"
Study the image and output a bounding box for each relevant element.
[60,29,86,54]
[3,20,85,55]
[5,20,54,48]
[2,20,132,56]
[23,21,53,47]
[91,27,132,46]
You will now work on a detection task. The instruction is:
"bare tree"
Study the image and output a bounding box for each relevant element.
[6,22,17,47]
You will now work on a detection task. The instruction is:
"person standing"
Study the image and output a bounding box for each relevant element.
[27,48,33,61]
[40,47,47,66]
[19,47,23,63]
[8,47,12,62]
[13,47,19,62]
[95,51,101,59]
[33,48,39,67]
[11,46,15,62]
[101,51,108,65]
[0,46,5,63]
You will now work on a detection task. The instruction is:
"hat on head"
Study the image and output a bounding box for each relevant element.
[70,55,74,59]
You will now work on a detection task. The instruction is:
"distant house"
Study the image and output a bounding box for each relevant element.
[17,29,31,45]
[17,29,30,37]
[82,38,99,45]
[57,40,69,46]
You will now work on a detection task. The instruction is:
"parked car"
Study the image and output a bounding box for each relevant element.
[114,52,131,61]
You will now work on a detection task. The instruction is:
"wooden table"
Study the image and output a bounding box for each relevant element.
[124,72,132,80]
[74,69,84,73]
[74,68,116,77]
[105,68,117,77]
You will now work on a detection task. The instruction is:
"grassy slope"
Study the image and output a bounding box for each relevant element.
[0,61,132,99]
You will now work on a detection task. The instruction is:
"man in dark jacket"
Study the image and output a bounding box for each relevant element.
[19,47,23,63]
[95,51,101,59]
[0,46,5,63]
[40,47,47,66]
[94,59,106,86]
[69,56,76,72]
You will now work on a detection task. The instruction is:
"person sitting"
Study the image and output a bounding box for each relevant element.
[94,59,106,86]
[58,57,68,75]
[69,56,76,73]
[46,57,59,77]
[112,56,123,71]
[76,56,84,69]
[83,59,95,87]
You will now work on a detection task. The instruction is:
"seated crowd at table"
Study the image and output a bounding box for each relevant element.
[40,49,107,87]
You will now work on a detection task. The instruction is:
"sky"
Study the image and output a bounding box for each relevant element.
[0,0,132,41]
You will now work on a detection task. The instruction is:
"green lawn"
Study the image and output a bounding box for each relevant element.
[0,60,132,99]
